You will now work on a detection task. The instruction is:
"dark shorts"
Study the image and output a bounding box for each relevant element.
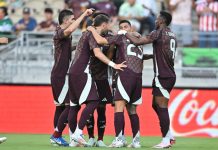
[152,77,176,99]
[95,79,112,104]
[69,73,99,106]
[51,75,69,106]
[114,75,142,105]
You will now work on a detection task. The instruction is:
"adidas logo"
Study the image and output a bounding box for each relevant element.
[102,98,107,102]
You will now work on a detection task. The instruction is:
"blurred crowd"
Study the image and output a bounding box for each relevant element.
[0,0,218,48]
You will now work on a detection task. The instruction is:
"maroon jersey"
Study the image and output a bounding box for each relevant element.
[39,20,57,29]
[147,27,176,78]
[69,31,100,75]
[89,31,114,80]
[51,26,72,78]
[106,35,143,77]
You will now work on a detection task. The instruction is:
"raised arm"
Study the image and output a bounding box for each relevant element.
[87,26,108,45]
[64,9,93,37]
[125,32,152,46]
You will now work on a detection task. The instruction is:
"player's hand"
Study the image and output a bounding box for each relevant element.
[0,37,8,44]
[85,8,94,16]
[117,30,127,35]
[87,26,96,32]
[113,61,127,71]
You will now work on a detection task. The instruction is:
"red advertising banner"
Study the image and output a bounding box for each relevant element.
[0,86,217,137]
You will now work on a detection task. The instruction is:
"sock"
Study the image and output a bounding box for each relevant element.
[114,112,124,137]
[68,105,80,134]
[122,118,125,136]
[86,114,95,138]
[52,105,70,137]
[157,107,170,137]
[53,105,65,129]
[129,114,140,138]
[78,101,99,130]
[97,106,106,141]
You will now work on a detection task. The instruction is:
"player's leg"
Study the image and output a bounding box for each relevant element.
[53,105,65,129]
[86,113,95,146]
[126,104,141,148]
[72,100,99,146]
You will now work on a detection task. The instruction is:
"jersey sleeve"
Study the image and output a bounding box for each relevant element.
[105,34,123,45]
[89,34,101,50]
[146,30,159,42]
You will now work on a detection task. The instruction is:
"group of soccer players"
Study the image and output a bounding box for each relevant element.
[49,7,177,149]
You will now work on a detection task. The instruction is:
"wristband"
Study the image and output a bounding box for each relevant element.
[108,61,115,68]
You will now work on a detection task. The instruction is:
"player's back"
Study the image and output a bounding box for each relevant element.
[69,31,94,75]
[152,27,176,78]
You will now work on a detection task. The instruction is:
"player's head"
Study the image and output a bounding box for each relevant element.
[155,11,172,29]
[119,20,132,32]
[93,14,110,33]
[58,9,75,25]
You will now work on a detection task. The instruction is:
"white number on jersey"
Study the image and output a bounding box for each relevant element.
[170,39,176,59]
[127,44,143,59]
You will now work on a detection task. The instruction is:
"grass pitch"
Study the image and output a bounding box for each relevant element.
[0,133,217,150]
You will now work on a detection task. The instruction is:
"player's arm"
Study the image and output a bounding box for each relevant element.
[126,32,152,46]
[87,26,109,45]
[64,9,93,37]
[143,54,153,60]
[93,48,126,71]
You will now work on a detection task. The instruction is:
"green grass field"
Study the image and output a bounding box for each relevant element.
[0,134,217,150]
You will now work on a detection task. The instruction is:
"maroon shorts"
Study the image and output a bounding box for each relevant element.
[152,77,176,99]
[95,79,112,104]
[69,73,99,105]
[51,76,69,106]
[114,75,142,105]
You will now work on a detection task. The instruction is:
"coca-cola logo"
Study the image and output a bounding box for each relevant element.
[169,90,218,137]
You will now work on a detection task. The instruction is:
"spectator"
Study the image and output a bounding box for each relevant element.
[36,8,57,32]
[137,0,156,33]
[13,7,37,32]
[67,0,91,18]
[118,0,144,32]
[170,0,195,46]
[0,6,13,32]
[196,0,218,48]
[92,0,117,16]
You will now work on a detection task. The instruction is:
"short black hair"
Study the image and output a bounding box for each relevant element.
[160,11,172,26]
[58,9,73,25]
[44,8,53,14]
[92,12,109,18]
[119,20,131,26]
[93,14,109,27]
[0,7,8,16]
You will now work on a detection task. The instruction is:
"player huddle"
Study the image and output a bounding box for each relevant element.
[49,8,177,149]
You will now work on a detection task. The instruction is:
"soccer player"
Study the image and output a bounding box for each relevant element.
[87,19,148,148]
[68,14,126,147]
[49,8,94,146]
[125,11,177,148]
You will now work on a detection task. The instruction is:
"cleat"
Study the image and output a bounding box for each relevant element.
[69,140,80,147]
[108,137,124,148]
[128,134,141,148]
[96,140,107,147]
[87,138,96,147]
[50,135,69,147]
[152,141,171,149]
[121,135,128,147]
[71,133,90,147]
[0,137,7,144]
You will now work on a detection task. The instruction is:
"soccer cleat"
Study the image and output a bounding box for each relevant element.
[71,133,90,147]
[96,140,107,147]
[121,135,128,147]
[50,135,69,147]
[69,139,80,147]
[87,138,96,147]
[0,137,7,144]
[152,141,171,149]
[108,137,124,148]
[128,135,141,148]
